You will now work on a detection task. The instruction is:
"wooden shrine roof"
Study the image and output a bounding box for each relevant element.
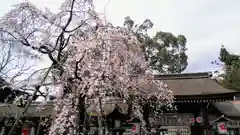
[136,72,240,103]
[0,77,39,103]
[153,72,238,96]
[214,101,240,117]
[0,102,53,117]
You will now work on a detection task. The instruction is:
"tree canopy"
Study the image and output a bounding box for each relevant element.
[123,16,188,74]
[218,46,240,90]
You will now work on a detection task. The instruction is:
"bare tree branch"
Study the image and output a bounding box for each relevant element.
[65,20,88,33]
[7,65,53,135]
[63,0,76,31]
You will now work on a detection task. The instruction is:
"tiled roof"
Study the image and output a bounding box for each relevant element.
[154,72,237,96]
[214,101,240,117]
[0,102,53,117]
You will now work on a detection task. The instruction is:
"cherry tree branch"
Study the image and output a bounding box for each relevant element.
[75,51,85,81]
[63,0,76,31]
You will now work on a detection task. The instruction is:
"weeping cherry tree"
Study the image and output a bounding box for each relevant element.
[0,0,174,135]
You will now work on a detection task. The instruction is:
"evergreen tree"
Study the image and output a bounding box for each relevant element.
[123,16,188,73]
[218,46,240,90]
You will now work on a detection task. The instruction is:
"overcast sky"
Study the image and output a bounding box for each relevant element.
[1,0,240,73]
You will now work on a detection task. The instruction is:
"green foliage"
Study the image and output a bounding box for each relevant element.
[219,46,240,90]
[123,16,188,73]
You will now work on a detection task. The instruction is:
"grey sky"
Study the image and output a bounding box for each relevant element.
[1,0,240,73]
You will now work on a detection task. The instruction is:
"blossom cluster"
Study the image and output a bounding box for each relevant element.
[50,22,174,134]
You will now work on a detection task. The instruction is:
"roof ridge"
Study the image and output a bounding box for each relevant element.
[154,72,212,80]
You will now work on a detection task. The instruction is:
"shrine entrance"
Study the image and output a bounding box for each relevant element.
[190,125,204,135]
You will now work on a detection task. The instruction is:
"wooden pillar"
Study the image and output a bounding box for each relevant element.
[0,118,7,135]
[143,103,150,132]
[0,125,5,135]
[82,111,89,135]
[202,103,213,135]
[30,127,35,135]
